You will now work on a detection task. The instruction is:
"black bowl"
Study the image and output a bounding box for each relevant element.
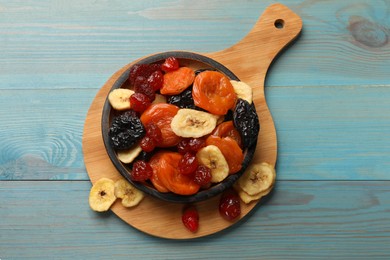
[101,51,258,203]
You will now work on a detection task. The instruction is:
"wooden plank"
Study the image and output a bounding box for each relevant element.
[0,89,94,180]
[268,85,390,180]
[0,180,389,259]
[1,85,389,181]
[1,0,389,88]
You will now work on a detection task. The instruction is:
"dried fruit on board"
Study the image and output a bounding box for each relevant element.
[108,110,146,150]
[233,98,260,149]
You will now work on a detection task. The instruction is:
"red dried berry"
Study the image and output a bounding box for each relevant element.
[145,123,163,144]
[182,206,199,233]
[177,138,206,154]
[162,57,180,73]
[131,160,153,181]
[178,152,198,175]
[134,81,156,102]
[140,135,156,152]
[147,70,164,91]
[177,139,189,154]
[133,75,146,88]
[219,189,241,221]
[188,138,206,151]
[193,165,212,186]
[129,64,161,85]
[130,92,151,113]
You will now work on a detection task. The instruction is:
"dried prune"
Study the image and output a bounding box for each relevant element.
[167,87,195,109]
[109,110,146,150]
[233,98,260,149]
[224,109,234,122]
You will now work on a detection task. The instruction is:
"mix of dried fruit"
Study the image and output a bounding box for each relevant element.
[107,57,259,196]
[89,56,276,233]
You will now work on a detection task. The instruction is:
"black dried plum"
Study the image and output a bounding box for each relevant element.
[109,110,146,150]
[167,87,195,109]
[224,109,234,122]
[233,99,260,149]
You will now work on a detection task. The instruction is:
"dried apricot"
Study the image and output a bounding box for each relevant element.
[205,135,243,174]
[140,103,182,147]
[150,151,200,195]
[192,71,237,115]
[160,67,195,95]
[211,121,242,148]
[149,153,170,193]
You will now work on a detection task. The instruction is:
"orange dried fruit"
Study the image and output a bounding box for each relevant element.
[160,67,195,95]
[192,71,237,115]
[205,135,244,174]
[140,103,182,147]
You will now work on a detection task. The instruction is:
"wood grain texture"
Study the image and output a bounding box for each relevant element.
[0,89,94,180]
[1,0,390,257]
[1,180,389,259]
[0,0,389,88]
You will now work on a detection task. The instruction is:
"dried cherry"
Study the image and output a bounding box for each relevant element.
[131,160,153,181]
[177,137,206,154]
[182,206,199,233]
[178,152,198,175]
[147,70,164,91]
[162,57,180,73]
[134,80,156,101]
[193,165,212,186]
[140,135,156,152]
[129,64,161,86]
[130,92,151,113]
[219,189,241,221]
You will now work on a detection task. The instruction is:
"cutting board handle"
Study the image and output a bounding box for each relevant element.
[208,3,302,166]
[208,3,302,86]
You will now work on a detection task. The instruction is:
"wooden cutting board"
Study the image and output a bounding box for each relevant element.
[82,3,302,239]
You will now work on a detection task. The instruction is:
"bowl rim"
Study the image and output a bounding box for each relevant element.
[101,51,258,203]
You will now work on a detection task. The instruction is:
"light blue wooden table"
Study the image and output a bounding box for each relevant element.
[1,0,389,259]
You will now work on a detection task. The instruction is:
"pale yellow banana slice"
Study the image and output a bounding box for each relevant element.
[108,88,134,110]
[116,145,142,164]
[114,179,144,208]
[171,108,219,138]
[196,145,229,183]
[89,178,117,212]
[235,184,274,204]
[230,80,253,104]
[237,162,276,196]
[152,94,167,105]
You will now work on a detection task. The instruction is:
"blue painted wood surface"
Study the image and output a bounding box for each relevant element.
[1,0,389,258]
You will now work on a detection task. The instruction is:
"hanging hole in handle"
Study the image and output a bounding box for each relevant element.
[274,19,284,29]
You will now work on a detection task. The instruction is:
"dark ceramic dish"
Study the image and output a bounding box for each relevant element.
[101,51,258,203]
